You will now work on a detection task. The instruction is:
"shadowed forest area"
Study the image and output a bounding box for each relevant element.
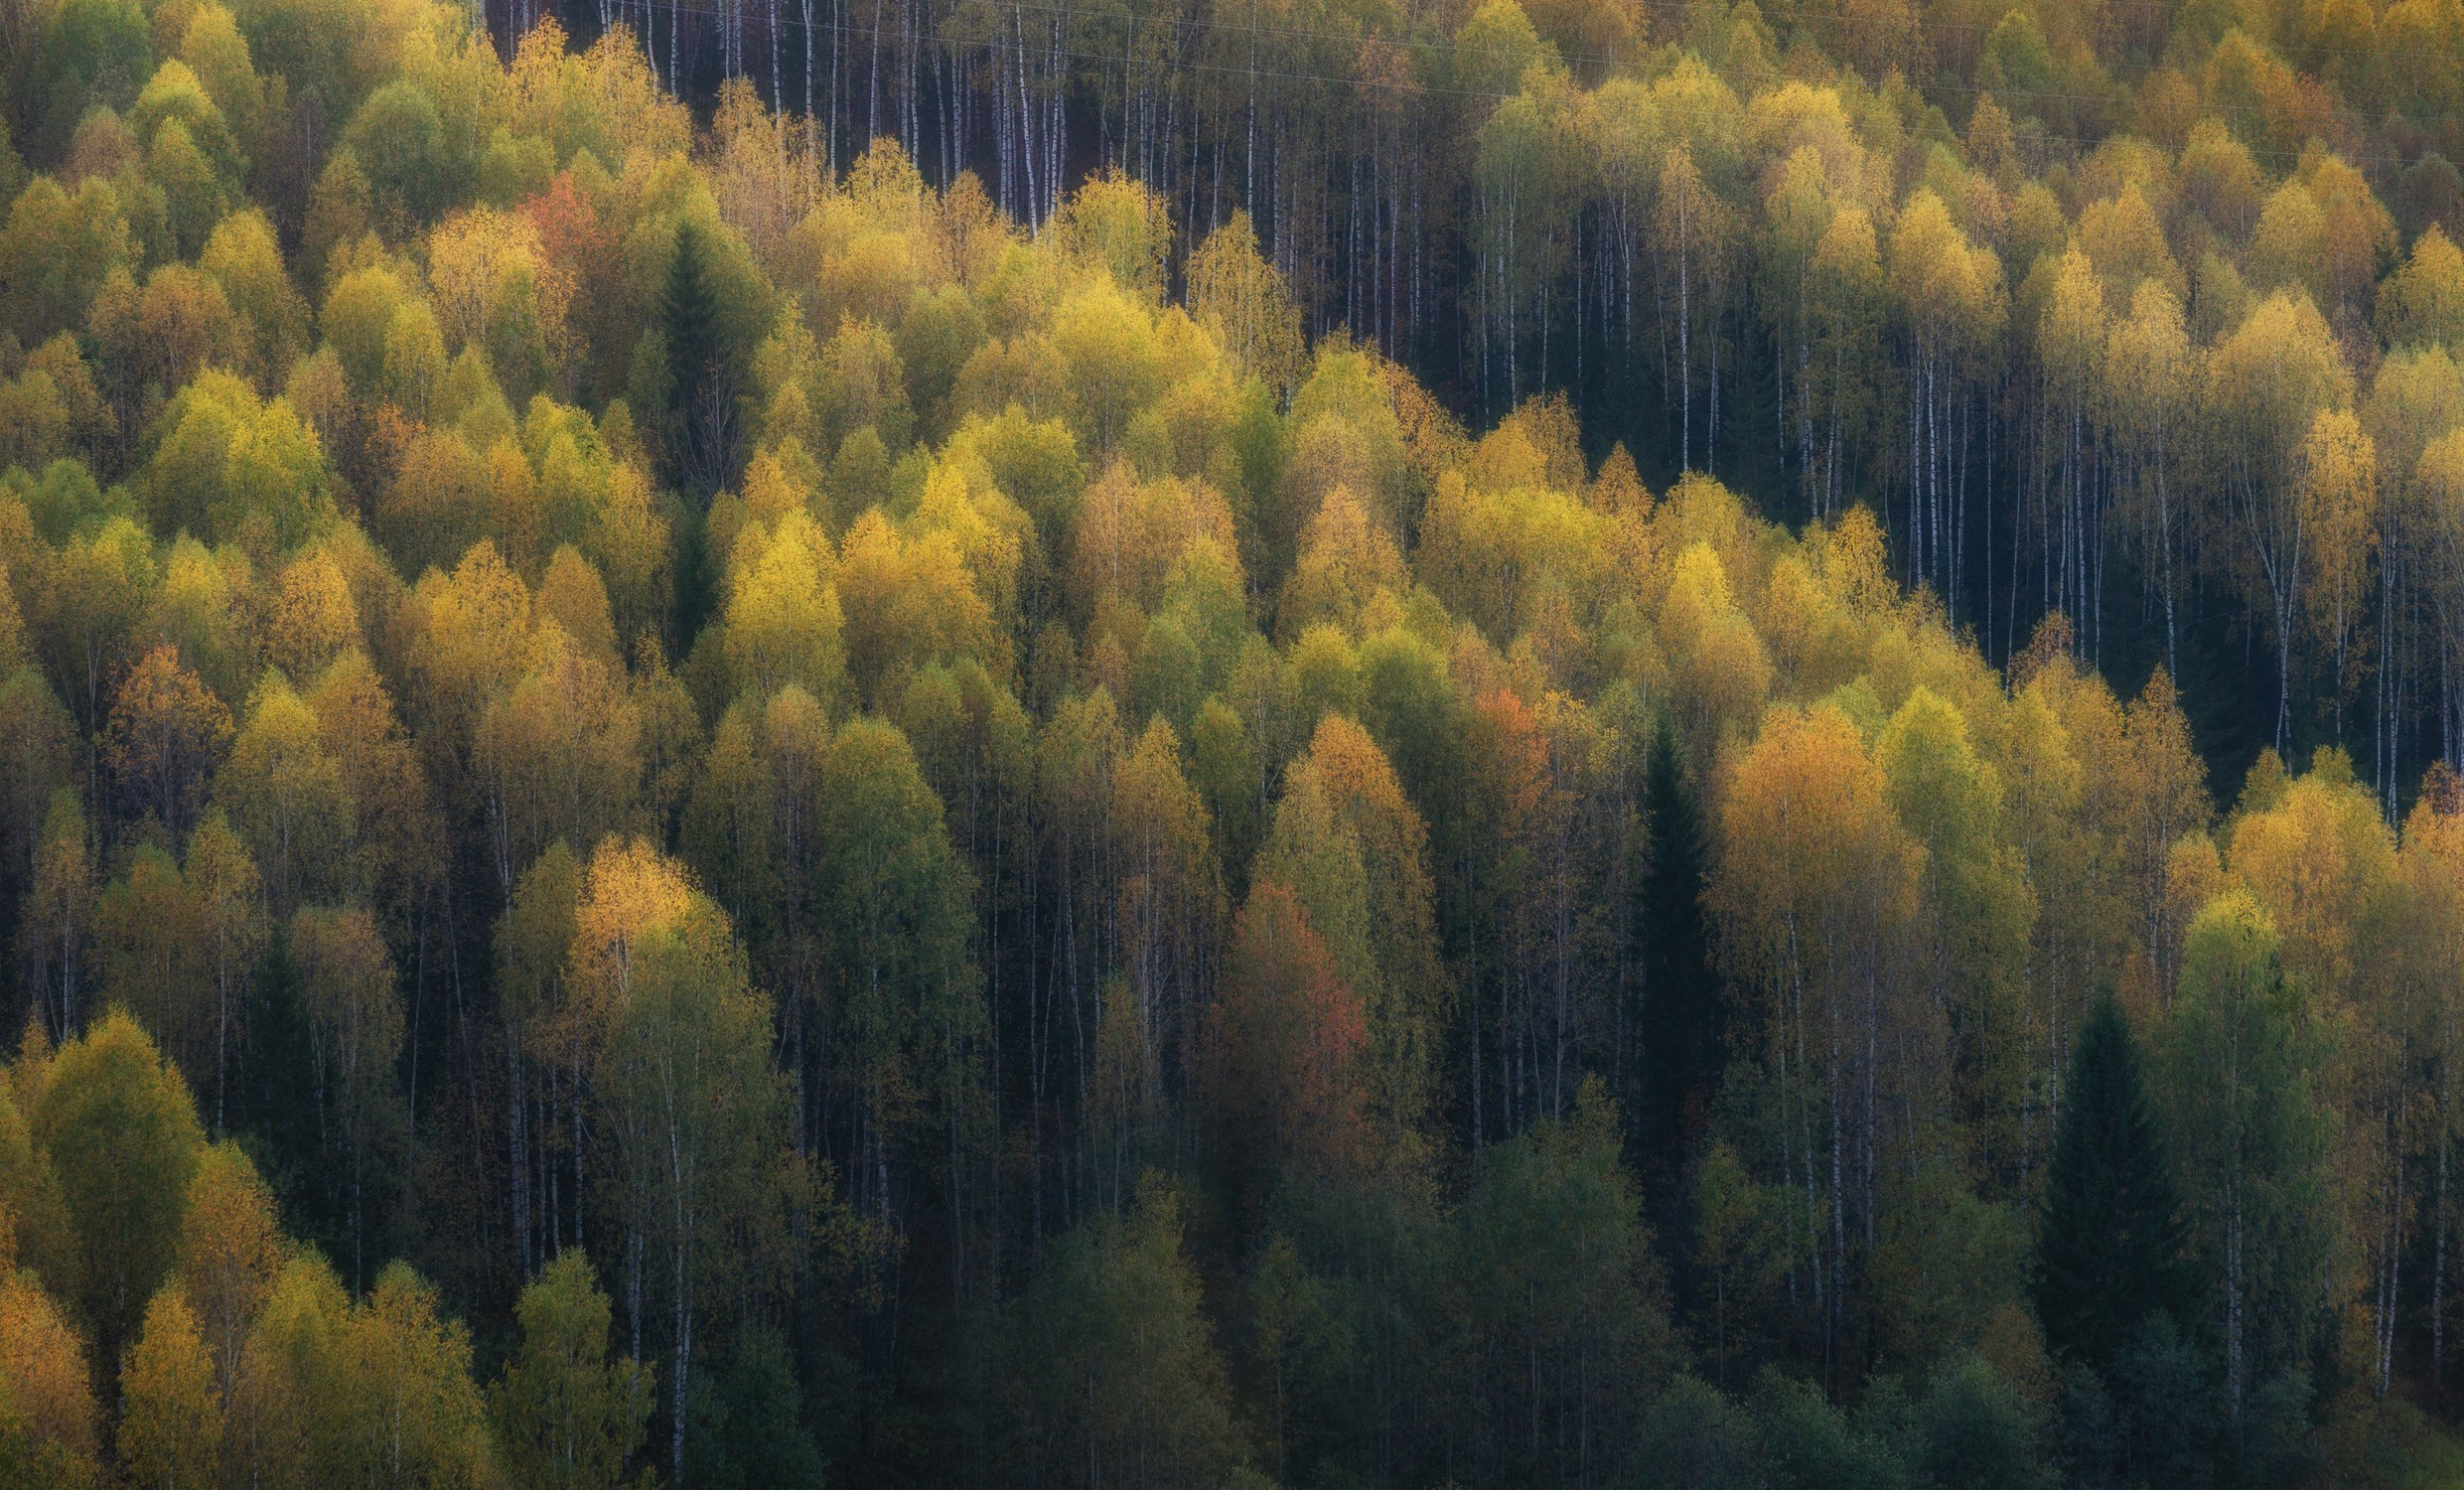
[8,0,2464,1484]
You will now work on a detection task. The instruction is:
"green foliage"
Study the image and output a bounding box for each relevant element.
[1637,1375,1763,1487]
[7,6,2464,1485]
[117,1285,223,1489]
[660,219,729,496]
[2155,893,2338,1413]
[2034,997,2195,1369]
[813,716,978,1163]
[1005,1178,1247,1488]
[1459,1081,1675,1482]
[1868,1158,2028,1376]
[590,878,801,1479]
[255,1256,499,1487]
[343,80,457,229]
[682,1327,825,1490]
[30,0,152,157]
[0,177,133,347]
[1906,1356,2055,1490]
[1749,1373,1906,1490]
[30,1008,205,1375]
[492,1251,653,1490]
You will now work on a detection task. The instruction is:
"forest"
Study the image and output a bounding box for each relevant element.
[8,0,2464,1482]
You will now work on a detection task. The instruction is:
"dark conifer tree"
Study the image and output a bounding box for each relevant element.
[234,925,331,1255]
[683,1327,827,1490]
[2035,996,2197,1367]
[1640,713,1719,1172]
[661,219,730,497]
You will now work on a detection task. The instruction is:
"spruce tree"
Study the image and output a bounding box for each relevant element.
[682,1330,826,1489]
[1641,713,1719,1169]
[2035,995,2196,1367]
[661,219,727,496]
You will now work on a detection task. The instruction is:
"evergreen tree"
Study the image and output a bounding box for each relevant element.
[660,220,729,497]
[682,1328,826,1490]
[1640,714,1718,1172]
[2034,996,2195,1368]
[235,924,331,1259]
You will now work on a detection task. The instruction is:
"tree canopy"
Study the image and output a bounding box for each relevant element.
[8,0,2464,1482]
